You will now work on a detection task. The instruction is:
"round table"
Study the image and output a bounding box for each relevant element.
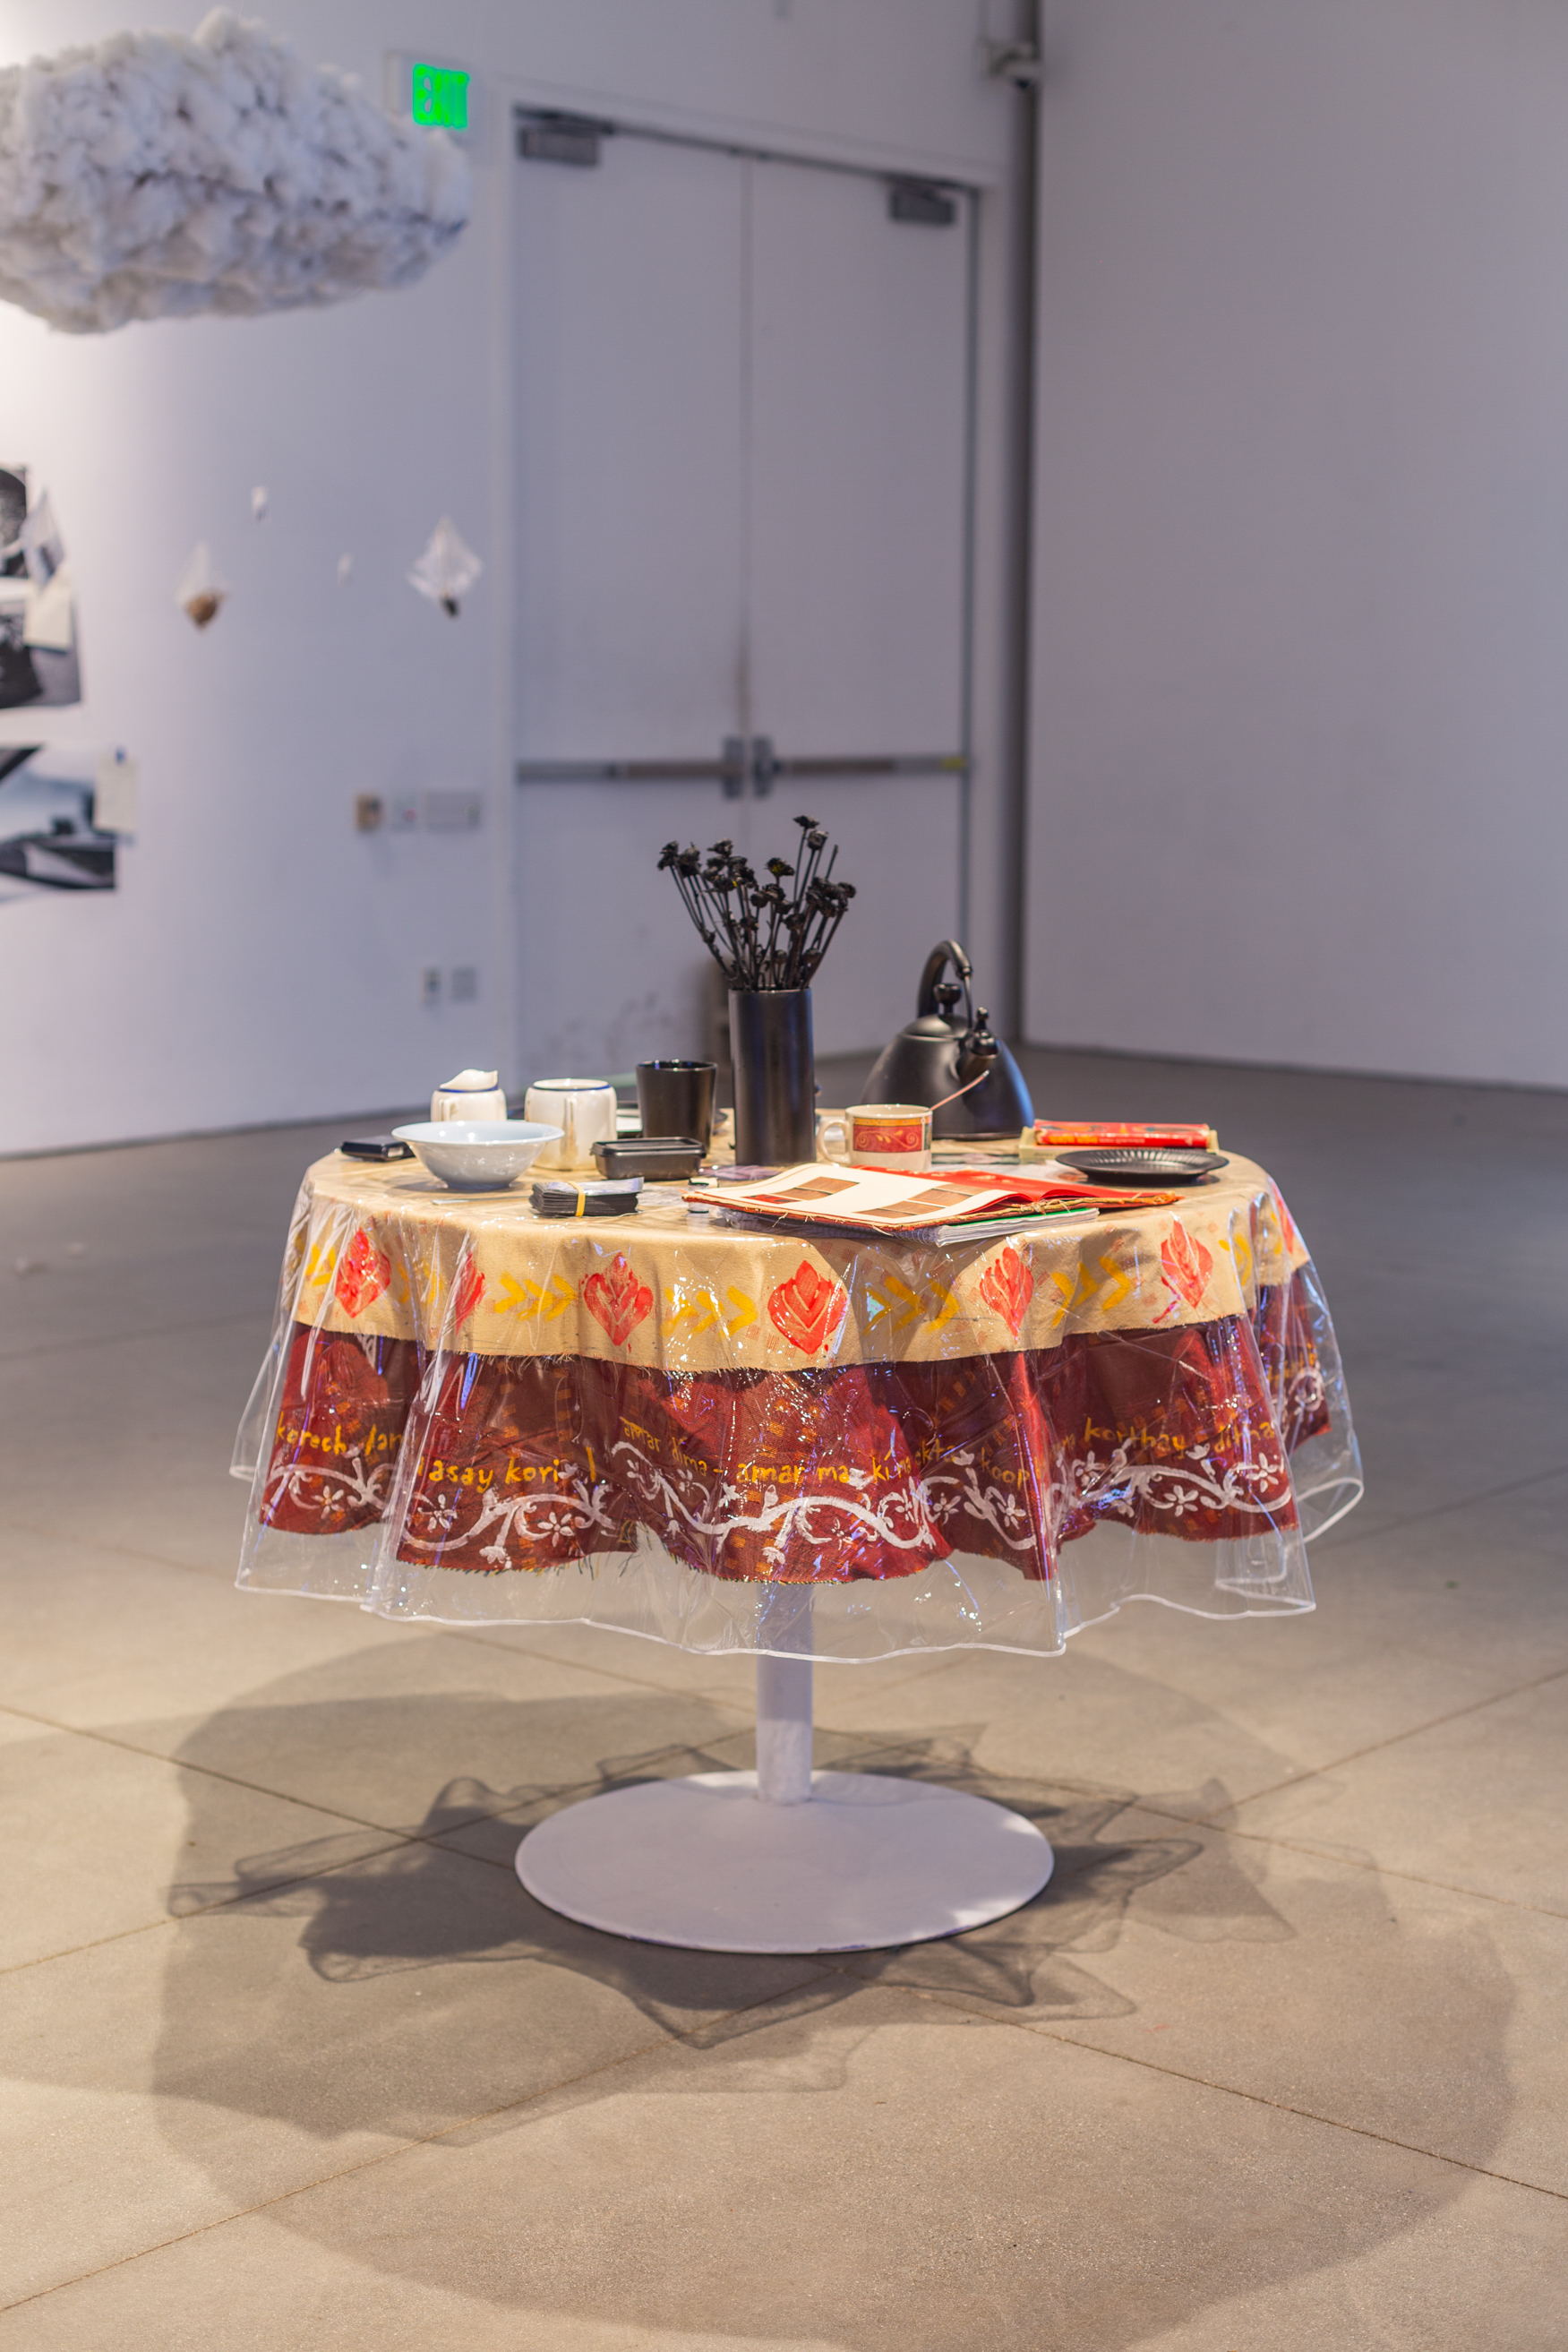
[233,1150,1360,1951]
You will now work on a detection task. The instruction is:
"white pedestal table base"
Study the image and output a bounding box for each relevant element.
[517,1767,1055,1953]
[515,1643,1054,1954]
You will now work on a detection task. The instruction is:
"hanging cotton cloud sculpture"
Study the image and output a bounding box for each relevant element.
[0,10,471,333]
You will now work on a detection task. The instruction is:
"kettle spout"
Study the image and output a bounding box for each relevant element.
[938,998,1034,1132]
[956,1006,1000,1086]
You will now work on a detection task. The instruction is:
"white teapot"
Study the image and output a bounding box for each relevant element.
[430,1068,508,1123]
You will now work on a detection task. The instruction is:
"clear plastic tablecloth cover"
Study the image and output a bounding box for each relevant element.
[233,1154,1361,1660]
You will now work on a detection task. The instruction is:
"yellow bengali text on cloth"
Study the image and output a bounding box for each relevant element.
[279,1153,1312,1371]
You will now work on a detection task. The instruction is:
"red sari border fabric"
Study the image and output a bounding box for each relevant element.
[258,1274,1328,1583]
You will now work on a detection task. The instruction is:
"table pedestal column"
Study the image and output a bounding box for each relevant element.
[755,1651,812,1804]
[516,1615,1054,1954]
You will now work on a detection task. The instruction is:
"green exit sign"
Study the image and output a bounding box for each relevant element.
[411,63,469,131]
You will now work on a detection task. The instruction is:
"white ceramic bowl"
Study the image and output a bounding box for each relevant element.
[391,1120,562,1190]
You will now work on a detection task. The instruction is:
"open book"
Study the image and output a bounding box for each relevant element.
[689,1163,1181,1239]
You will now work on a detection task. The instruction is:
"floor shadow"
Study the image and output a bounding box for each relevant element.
[73,1641,1519,2347]
[176,1731,1219,2026]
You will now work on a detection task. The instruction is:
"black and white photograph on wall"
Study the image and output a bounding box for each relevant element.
[0,465,82,708]
[0,744,115,900]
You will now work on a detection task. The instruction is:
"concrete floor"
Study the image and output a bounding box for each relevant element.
[1,1045,1564,2348]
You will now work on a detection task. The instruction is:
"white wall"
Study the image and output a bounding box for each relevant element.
[0,0,1024,1153]
[1025,0,1568,1088]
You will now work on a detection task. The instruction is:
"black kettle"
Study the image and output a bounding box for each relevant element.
[864,941,1034,1139]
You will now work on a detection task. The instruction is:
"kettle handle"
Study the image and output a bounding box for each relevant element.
[917,940,974,1026]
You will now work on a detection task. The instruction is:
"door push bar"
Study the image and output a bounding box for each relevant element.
[515,737,968,800]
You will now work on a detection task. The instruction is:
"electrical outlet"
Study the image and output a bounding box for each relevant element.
[367,792,481,835]
[421,966,442,1007]
[450,966,478,1002]
[424,788,484,833]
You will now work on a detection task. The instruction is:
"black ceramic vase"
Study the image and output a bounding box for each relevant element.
[729,988,817,1167]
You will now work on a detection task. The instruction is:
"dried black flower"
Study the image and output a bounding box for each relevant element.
[655,813,855,988]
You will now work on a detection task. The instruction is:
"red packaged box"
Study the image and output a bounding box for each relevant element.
[1032,1120,1217,1150]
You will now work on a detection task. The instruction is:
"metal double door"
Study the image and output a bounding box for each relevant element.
[511,113,975,1076]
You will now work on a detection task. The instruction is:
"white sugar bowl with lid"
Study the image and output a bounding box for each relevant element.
[431,1068,508,1123]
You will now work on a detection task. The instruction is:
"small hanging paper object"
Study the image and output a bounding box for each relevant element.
[93,749,139,833]
[409,516,482,617]
[176,543,227,630]
[251,486,269,521]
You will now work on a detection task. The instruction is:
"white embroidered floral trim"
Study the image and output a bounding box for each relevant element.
[266,1422,1298,1564]
[611,1444,941,1571]
[1051,1440,1290,1525]
[261,1452,390,1523]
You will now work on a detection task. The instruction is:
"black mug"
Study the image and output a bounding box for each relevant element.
[636,1059,716,1152]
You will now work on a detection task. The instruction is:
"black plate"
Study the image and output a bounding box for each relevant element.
[1056,1147,1229,1186]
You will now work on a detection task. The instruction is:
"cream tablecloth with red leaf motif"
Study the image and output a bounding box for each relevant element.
[234,1154,1361,1659]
